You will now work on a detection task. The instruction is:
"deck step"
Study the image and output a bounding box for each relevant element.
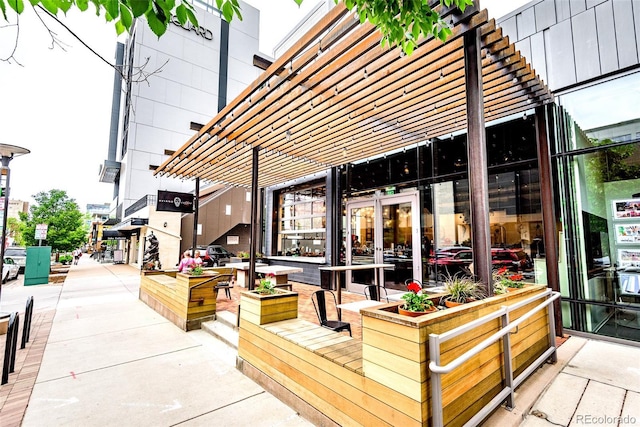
[201,311,239,349]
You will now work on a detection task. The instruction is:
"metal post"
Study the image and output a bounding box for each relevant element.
[535,105,563,337]
[429,333,444,427]
[464,28,492,289]
[249,147,260,290]
[0,157,11,303]
[192,177,200,257]
[501,311,515,409]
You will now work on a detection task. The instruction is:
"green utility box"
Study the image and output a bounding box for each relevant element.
[24,246,52,286]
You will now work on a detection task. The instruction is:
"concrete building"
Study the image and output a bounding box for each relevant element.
[99,0,262,269]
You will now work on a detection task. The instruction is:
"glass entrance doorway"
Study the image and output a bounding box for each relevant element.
[346,192,421,291]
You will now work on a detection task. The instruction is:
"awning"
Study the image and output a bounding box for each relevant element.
[154,3,552,188]
[102,230,130,240]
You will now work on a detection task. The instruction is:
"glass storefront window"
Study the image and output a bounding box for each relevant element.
[556,71,640,343]
[276,182,326,257]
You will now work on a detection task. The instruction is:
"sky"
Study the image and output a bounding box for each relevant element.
[0,0,529,212]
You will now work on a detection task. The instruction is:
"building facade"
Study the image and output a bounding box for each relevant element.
[99,0,263,269]
[257,0,640,344]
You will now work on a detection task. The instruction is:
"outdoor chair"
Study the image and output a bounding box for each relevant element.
[311,290,352,336]
[364,284,388,302]
[214,269,236,299]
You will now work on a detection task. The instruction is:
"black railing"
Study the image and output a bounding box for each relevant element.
[2,296,35,385]
[2,312,19,385]
[125,194,156,217]
[21,296,34,349]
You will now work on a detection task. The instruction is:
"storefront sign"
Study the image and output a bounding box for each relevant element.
[157,190,194,213]
[170,15,213,41]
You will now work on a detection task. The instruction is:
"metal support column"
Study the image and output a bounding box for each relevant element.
[249,147,260,290]
[535,105,563,337]
[191,177,200,257]
[464,28,492,290]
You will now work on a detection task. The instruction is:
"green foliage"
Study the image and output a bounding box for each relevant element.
[401,280,435,312]
[18,189,86,252]
[6,217,25,246]
[256,274,276,294]
[2,0,474,51]
[59,254,73,264]
[1,0,199,38]
[190,265,204,276]
[443,274,484,303]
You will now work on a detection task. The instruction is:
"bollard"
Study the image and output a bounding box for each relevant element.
[21,296,34,349]
[2,312,19,385]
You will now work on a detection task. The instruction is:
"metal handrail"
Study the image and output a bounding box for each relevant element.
[2,312,19,385]
[428,289,560,427]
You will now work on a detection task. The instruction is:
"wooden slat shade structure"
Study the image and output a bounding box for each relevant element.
[154,3,553,188]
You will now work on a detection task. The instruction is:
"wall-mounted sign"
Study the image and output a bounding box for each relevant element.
[157,190,194,213]
[170,15,213,41]
[227,235,239,245]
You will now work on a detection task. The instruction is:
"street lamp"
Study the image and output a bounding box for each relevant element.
[0,144,30,305]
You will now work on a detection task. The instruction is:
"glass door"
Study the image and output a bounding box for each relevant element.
[346,192,421,291]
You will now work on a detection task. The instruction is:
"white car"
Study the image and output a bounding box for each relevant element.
[5,247,26,272]
[2,257,20,283]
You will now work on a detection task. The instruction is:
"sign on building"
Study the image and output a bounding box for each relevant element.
[156,190,194,213]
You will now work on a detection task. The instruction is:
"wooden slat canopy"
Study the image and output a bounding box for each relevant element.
[155,3,553,187]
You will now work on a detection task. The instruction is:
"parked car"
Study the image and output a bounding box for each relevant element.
[186,245,235,267]
[430,250,474,277]
[2,257,20,283]
[431,248,533,277]
[5,247,27,273]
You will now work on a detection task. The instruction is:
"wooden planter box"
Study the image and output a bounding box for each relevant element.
[237,284,554,426]
[239,289,298,325]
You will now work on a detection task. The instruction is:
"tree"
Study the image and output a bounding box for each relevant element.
[6,217,25,246]
[2,0,473,56]
[18,189,87,252]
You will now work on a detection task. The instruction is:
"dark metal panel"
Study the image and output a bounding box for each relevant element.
[572,9,601,82]
[613,0,638,68]
[517,7,537,39]
[530,32,548,84]
[570,0,586,15]
[555,0,571,21]
[499,16,518,41]
[544,19,577,91]
[595,1,619,74]
[535,0,557,31]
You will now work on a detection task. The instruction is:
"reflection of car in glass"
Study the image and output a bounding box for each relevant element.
[5,247,27,273]
[430,250,474,276]
[2,257,20,283]
[186,245,235,267]
[491,248,533,272]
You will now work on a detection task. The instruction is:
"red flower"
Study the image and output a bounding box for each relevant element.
[407,281,422,293]
[509,274,523,281]
[496,267,509,275]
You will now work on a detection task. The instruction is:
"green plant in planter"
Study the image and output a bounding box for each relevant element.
[255,273,276,294]
[493,281,507,295]
[444,274,485,304]
[190,265,204,276]
[59,254,73,265]
[237,251,250,259]
[401,281,435,312]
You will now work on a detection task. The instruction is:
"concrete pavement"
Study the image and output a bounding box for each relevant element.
[3,255,311,426]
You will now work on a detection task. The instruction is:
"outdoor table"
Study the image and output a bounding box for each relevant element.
[256,265,303,285]
[225,262,267,287]
[318,263,394,304]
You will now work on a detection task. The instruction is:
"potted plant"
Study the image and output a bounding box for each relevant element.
[443,274,485,307]
[398,280,437,317]
[190,265,204,276]
[255,273,276,294]
[493,267,525,291]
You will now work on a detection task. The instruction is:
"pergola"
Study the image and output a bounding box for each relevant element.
[155,2,558,303]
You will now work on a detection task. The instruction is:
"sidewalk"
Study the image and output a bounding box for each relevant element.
[2,255,640,426]
[1,256,311,426]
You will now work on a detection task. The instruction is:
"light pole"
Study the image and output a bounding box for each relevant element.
[0,144,30,305]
